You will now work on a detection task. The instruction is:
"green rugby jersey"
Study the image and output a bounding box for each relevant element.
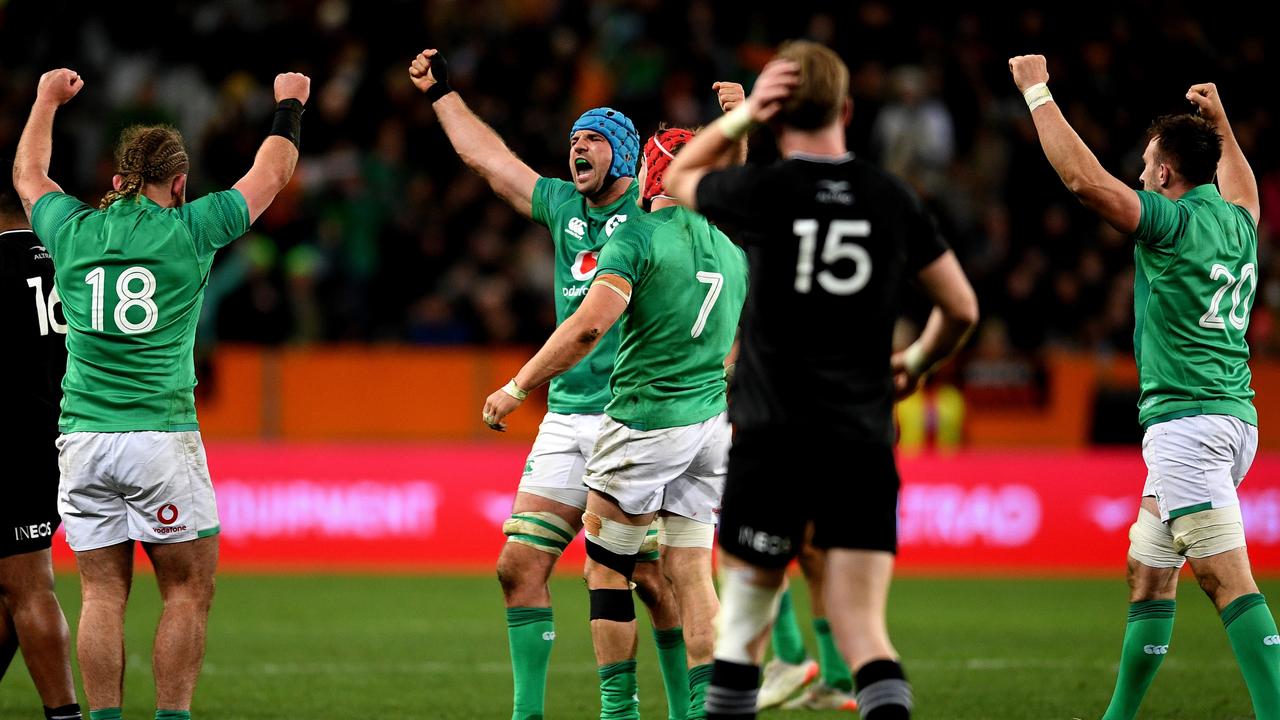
[32,190,250,432]
[530,177,639,415]
[1132,184,1257,428]
[595,206,748,430]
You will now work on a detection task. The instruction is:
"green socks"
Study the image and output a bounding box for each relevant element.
[771,588,807,664]
[1101,600,1176,720]
[507,607,555,720]
[1222,593,1280,720]
[154,712,190,720]
[599,660,640,720]
[653,626,690,720]
[686,663,713,720]
[813,618,854,692]
[89,711,122,720]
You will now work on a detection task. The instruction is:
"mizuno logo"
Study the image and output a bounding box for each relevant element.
[816,181,853,205]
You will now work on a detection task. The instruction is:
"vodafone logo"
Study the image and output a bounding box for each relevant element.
[571,250,600,281]
[157,504,180,526]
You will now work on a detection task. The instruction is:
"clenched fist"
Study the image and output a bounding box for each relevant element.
[1185,83,1228,124]
[275,72,311,105]
[36,69,84,107]
[1008,54,1049,94]
[715,81,745,113]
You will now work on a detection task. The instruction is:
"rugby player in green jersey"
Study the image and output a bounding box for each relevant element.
[411,47,745,720]
[1011,55,1277,720]
[483,126,748,720]
[14,67,309,720]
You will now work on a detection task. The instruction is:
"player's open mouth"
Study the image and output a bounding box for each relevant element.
[575,158,593,182]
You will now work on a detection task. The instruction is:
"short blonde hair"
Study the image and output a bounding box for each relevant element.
[776,40,849,130]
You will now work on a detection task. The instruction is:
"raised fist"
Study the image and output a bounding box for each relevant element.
[275,73,311,105]
[36,69,84,107]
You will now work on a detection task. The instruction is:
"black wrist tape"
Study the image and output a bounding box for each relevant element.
[270,99,304,148]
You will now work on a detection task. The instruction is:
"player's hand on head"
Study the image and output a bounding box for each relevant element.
[1186,83,1226,123]
[1007,54,1049,93]
[715,81,746,113]
[745,59,800,124]
[482,387,521,432]
[275,72,311,105]
[37,68,84,106]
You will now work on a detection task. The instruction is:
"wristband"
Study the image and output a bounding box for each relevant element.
[501,378,529,401]
[1023,82,1054,112]
[426,53,454,103]
[270,99,304,148]
[903,342,931,377]
[720,104,755,140]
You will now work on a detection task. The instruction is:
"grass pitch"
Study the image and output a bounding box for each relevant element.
[0,573,1271,718]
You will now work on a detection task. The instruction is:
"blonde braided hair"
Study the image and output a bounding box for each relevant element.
[99,126,191,209]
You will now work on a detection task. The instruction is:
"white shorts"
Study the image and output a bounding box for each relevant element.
[1142,414,1258,522]
[57,431,221,552]
[583,411,729,523]
[516,413,605,511]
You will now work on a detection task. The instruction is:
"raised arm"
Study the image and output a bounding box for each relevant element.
[1186,83,1260,226]
[480,276,631,430]
[232,73,310,223]
[891,251,979,399]
[410,49,540,219]
[13,69,83,218]
[667,60,800,209]
[714,81,750,166]
[1008,55,1140,234]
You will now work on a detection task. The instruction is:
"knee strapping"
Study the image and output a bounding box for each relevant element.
[659,515,715,549]
[714,567,783,665]
[1171,505,1246,559]
[1129,508,1186,569]
[503,511,576,557]
[636,524,661,563]
[590,588,636,622]
[586,538,639,580]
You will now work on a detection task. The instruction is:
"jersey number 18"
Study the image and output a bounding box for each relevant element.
[85,266,159,334]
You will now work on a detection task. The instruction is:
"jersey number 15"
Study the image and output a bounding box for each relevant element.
[793,219,873,295]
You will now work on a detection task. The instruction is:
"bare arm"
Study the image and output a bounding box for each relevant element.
[1186,83,1260,225]
[891,251,979,398]
[14,69,83,218]
[481,276,630,430]
[714,81,750,166]
[669,60,799,210]
[411,49,539,219]
[1009,55,1140,234]
[515,277,629,390]
[233,73,310,223]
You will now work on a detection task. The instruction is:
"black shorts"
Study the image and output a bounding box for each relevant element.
[0,440,62,559]
[717,428,899,568]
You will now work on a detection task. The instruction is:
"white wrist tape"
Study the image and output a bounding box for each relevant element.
[502,379,529,401]
[720,105,755,140]
[1023,83,1054,112]
[903,341,931,377]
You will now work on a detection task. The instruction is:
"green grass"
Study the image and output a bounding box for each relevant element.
[1,574,1274,718]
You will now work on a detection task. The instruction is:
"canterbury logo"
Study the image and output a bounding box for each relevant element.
[571,250,600,281]
[1143,644,1169,655]
[542,631,556,641]
[566,217,587,239]
[1263,635,1280,646]
[605,214,628,237]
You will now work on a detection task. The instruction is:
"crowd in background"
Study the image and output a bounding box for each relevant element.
[2,1,1275,389]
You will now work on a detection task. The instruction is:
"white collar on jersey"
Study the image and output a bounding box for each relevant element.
[785,151,855,164]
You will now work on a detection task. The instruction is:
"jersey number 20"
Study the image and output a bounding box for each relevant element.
[85,266,159,334]
[793,219,872,295]
[1199,263,1256,331]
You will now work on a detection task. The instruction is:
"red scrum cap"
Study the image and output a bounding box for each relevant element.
[642,127,696,209]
